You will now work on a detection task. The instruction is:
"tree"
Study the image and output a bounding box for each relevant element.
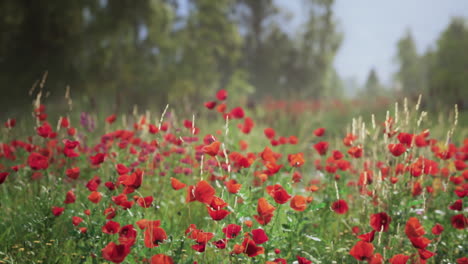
[427,17,468,109]
[395,30,426,99]
[364,68,382,97]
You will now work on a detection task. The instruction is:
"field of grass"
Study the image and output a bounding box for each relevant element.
[0,91,467,264]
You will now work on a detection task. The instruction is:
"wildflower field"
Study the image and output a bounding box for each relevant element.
[0,90,467,264]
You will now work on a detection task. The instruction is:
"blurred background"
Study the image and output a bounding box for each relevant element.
[0,0,467,117]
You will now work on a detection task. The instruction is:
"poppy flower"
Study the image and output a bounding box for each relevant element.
[449,199,463,211]
[28,152,49,170]
[86,176,102,191]
[204,101,217,109]
[151,254,174,264]
[409,236,431,249]
[349,241,374,261]
[357,230,376,242]
[431,223,444,235]
[266,184,291,204]
[118,225,137,246]
[225,179,242,194]
[207,206,231,221]
[213,239,227,249]
[66,167,80,180]
[230,107,245,119]
[102,221,120,234]
[144,226,168,248]
[222,224,242,239]
[216,89,228,100]
[242,237,265,257]
[64,190,76,204]
[405,217,425,238]
[252,229,269,244]
[88,191,102,204]
[314,128,325,137]
[36,122,53,138]
[370,212,391,232]
[332,199,349,214]
[388,143,407,157]
[101,242,130,263]
[264,128,276,139]
[192,180,216,204]
[290,195,307,211]
[451,214,467,229]
[106,114,117,124]
[0,172,9,184]
[171,177,186,190]
[314,141,329,155]
[254,197,276,225]
[456,257,468,264]
[51,206,65,216]
[72,216,83,226]
[388,254,410,264]
[288,153,305,167]
[369,253,383,264]
[348,146,363,158]
[203,141,221,156]
[297,256,313,264]
[397,132,414,147]
[90,153,106,166]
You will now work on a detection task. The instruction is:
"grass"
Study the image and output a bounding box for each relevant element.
[0,93,467,263]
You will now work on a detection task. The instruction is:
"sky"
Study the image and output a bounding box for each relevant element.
[279,0,468,86]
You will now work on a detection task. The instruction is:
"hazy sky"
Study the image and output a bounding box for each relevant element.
[279,0,468,85]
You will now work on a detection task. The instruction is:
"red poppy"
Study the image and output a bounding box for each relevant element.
[254,197,276,225]
[216,89,228,100]
[207,206,231,221]
[192,180,216,204]
[449,199,463,211]
[72,216,83,226]
[388,143,407,157]
[409,236,431,249]
[144,226,167,248]
[388,254,410,264]
[369,253,383,264]
[213,239,227,249]
[101,242,130,263]
[136,196,153,208]
[357,230,376,242]
[314,141,329,155]
[288,153,305,167]
[290,195,307,212]
[151,254,174,264]
[242,237,265,257]
[0,172,9,184]
[102,221,120,234]
[225,179,242,194]
[418,248,435,260]
[264,128,276,139]
[252,228,268,244]
[118,224,137,246]
[64,190,76,204]
[66,167,80,180]
[230,107,245,119]
[88,191,102,204]
[222,224,242,239]
[86,176,101,191]
[405,217,425,238]
[297,256,313,264]
[451,214,467,229]
[106,114,117,124]
[90,153,106,166]
[349,241,374,261]
[204,101,217,109]
[313,128,325,137]
[332,199,349,214]
[348,146,363,158]
[266,184,291,204]
[51,206,65,216]
[431,223,444,235]
[203,141,221,156]
[370,212,391,232]
[171,177,186,190]
[28,152,49,170]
